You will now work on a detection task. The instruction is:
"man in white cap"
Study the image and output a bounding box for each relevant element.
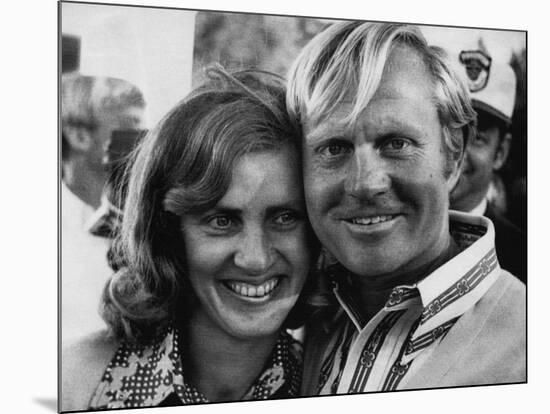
[450,40,526,284]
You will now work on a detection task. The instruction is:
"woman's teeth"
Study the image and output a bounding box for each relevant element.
[350,215,394,225]
[226,277,280,298]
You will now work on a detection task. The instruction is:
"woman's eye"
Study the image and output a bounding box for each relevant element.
[208,216,232,229]
[273,212,297,226]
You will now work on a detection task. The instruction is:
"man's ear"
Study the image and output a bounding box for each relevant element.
[63,125,93,153]
[493,132,511,171]
[446,128,467,192]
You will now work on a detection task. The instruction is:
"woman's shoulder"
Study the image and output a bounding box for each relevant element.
[61,330,120,412]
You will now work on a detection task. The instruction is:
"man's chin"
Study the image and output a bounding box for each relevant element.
[337,253,402,279]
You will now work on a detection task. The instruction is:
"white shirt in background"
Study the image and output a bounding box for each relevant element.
[61,182,112,345]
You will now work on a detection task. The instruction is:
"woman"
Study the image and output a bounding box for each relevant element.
[62,67,314,410]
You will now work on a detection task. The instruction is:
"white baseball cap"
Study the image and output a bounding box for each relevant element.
[452,38,517,124]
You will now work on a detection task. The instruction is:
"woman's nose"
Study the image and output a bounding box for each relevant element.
[233,227,274,274]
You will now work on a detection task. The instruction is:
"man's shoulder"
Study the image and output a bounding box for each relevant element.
[451,270,525,374]
[477,270,525,327]
[452,270,525,380]
[61,330,119,411]
[407,270,525,389]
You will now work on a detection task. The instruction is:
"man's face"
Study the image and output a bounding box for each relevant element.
[302,45,460,279]
[89,105,144,170]
[450,111,508,212]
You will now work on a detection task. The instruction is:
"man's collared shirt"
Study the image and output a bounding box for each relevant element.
[316,211,500,394]
[89,325,303,409]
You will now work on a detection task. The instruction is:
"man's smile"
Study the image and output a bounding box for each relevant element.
[344,214,397,225]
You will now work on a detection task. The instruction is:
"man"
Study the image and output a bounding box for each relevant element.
[449,42,526,283]
[61,74,145,343]
[286,22,525,394]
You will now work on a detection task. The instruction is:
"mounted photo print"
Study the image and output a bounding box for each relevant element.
[59,1,527,412]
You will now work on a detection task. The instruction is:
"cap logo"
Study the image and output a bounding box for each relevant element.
[459,50,492,92]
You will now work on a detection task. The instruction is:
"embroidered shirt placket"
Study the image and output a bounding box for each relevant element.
[332,285,422,393]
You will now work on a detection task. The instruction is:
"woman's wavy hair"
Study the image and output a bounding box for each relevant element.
[101,65,317,344]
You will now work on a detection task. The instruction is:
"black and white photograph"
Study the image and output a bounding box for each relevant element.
[6,0,545,413]
[56,0,530,412]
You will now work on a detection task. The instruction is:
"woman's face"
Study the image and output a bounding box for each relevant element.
[180,148,311,340]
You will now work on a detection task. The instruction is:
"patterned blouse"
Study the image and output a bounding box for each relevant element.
[89,325,303,409]
[314,211,502,394]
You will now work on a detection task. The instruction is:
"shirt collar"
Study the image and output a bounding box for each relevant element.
[412,211,500,339]
[327,211,500,335]
[90,325,302,409]
[416,210,496,306]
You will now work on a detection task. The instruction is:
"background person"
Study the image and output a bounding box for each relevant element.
[448,41,526,283]
[61,74,146,343]
[62,67,314,410]
[286,21,525,395]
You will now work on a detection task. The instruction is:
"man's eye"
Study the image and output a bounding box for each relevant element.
[319,141,352,157]
[386,138,409,150]
[475,132,489,143]
[328,144,344,155]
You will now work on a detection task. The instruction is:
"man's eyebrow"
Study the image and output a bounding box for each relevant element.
[304,120,348,143]
[375,117,426,138]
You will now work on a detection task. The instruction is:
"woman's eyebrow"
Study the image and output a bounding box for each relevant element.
[208,205,242,216]
[265,200,303,216]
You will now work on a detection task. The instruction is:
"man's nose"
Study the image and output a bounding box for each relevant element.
[344,146,391,199]
[234,227,274,274]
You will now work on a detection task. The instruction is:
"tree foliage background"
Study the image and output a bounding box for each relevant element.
[192,12,334,85]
